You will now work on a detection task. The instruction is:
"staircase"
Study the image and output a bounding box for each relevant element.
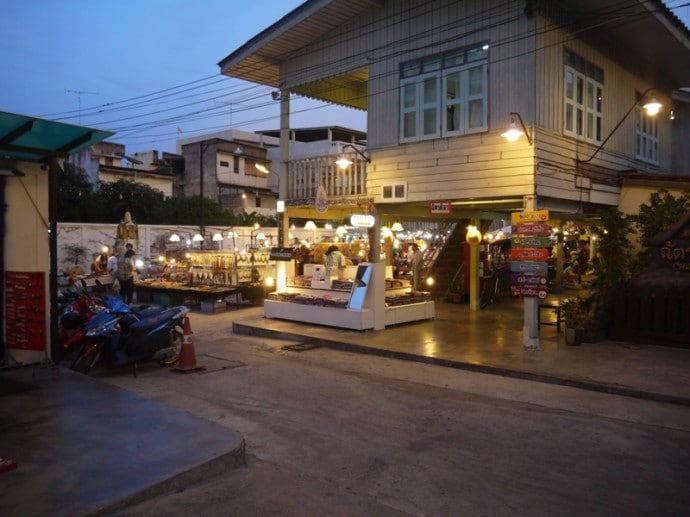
[426,221,469,299]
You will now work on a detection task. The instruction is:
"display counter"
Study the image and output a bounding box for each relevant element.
[264,264,434,330]
[134,281,242,307]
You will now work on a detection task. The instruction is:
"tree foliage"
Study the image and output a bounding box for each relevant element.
[57,163,273,226]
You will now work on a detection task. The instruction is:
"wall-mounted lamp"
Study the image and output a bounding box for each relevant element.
[169,233,181,242]
[255,163,270,174]
[212,232,223,241]
[577,87,662,164]
[234,146,243,155]
[192,233,204,242]
[391,222,404,232]
[335,144,371,169]
[501,112,533,145]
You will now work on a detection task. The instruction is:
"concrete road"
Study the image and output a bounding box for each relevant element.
[97,316,690,516]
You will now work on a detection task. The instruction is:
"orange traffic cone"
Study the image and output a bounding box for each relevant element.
[174,316,206,373]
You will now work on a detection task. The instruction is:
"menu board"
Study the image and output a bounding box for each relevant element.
[5,271,47,351]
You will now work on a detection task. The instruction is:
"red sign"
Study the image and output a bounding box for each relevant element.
[510,248,549,261]
[514,223,550,236]
[429,200,452,214]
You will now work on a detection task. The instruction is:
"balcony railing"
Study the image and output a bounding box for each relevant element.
[285,153,368,203]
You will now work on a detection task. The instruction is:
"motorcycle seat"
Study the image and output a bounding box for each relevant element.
[129,309,178,333]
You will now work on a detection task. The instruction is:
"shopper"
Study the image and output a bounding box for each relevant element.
[324,244,346,279]
[409,242,423,291]
[117,249,136,304]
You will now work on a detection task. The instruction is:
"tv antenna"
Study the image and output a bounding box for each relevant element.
[65,89,98,123]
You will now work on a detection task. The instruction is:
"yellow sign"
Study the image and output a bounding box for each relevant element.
[511,210,549,224]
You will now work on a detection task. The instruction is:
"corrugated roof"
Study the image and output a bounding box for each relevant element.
[0,111,114,162]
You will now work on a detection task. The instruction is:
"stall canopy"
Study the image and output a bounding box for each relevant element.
[0,110,114,363]
[0,110,113,160]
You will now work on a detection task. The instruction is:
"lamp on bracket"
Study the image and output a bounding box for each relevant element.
[335,144,371,169]
[501,112,533,145]
[577,87,662,164]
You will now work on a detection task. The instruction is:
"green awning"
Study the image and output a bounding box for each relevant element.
[0,110,114,162]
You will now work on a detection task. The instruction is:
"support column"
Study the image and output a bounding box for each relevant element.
[523,195,540,350]
[466,223,482,311]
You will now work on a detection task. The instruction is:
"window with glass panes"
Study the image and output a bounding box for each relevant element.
[564,50,603,144]
[635,106,659,164]
[400,44,488,143]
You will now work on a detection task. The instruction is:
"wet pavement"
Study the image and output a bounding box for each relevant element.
[1,294,689,515]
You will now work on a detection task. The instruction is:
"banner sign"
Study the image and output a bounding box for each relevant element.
[510,248,549,261]
[510,261,549,276]
[429,200,452,215]
[511,210,549,224]
[511,236,550,248]
[510,285,548,298]
[269,247,294,261]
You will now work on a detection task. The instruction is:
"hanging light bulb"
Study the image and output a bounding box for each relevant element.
[643,98,662,116]
[501,117,524,142]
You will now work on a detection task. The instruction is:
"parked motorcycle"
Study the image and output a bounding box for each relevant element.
[58,279,109,365]
[71,302,189,374]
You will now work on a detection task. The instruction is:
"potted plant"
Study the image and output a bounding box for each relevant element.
[560,297,587,346]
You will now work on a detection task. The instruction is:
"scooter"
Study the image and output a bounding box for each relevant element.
[72,302,189,374]
[58,280,109,365]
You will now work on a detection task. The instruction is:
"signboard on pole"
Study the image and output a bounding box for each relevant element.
[509,210,550,298]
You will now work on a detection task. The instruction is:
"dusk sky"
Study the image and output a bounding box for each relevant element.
[1,0,688,155]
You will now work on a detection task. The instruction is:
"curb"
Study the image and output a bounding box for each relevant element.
[233,322,690,408]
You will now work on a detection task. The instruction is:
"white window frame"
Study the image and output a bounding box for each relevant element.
[635,106,659,164]
[564,66,602,144]
[400,51,488,143]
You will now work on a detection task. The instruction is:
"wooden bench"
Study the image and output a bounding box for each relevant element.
[538,301,562,333]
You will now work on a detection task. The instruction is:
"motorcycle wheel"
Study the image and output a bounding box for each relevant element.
[72,345,101,374]
[157,330,183,366]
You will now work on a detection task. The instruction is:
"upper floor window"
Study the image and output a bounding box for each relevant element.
[564,49,603,144]
[635,106,659,164]
[400,44,488,143]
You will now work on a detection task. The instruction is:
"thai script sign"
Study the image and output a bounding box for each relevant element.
[510,248,549,261]
[513,223,550,235]
[511,210,549,224]
[510,285,548,298]
[350,214,375,228]
[511,236,550,248]
[429,200,452,214]
[659,241,690,272]
[269,247,294,262]
[510,273,548,286]
[510,261,549,275]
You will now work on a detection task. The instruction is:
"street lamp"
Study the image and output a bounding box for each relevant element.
[335,144,371,169]
[577,87,663,164]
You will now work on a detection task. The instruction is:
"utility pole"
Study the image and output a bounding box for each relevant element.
[65,89,98,124]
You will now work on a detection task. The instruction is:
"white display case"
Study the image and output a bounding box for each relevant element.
[264,263,435,330]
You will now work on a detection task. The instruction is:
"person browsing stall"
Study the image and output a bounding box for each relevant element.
[116,249,137,304]
[324,245,346,279]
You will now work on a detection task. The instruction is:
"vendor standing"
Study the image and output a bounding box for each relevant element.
[324,245,346,280]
